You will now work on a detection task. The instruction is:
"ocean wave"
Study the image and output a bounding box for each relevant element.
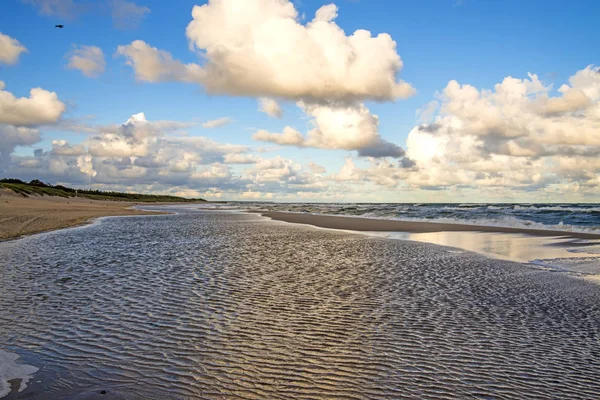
[257,209,600,235]
[390,216,600,234]
[242,202,600,233]
[513,205,600,213]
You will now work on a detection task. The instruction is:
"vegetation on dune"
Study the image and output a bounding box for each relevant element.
[0,179,206,202]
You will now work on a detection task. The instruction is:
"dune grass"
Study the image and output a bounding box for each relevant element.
[0,179,206,203]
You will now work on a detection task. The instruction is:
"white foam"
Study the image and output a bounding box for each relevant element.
[396,215,600,235]
[513,205,600,213]
[0,349,39,398]
[258,210,600,235]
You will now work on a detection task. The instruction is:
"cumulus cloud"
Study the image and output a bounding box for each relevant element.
[115,0,412,163]
[0,81,66,126]
[202,117,232,129]
[116,40,205,83]
[2,112,273,193]
[356,140,404,158]
[301,102,381,150]
[0,33,27,65]
[118,0,413,102]
[258,97,283,118]
[244,156,303,183]
[542,87,590,115]
[76,154,96,176]
[67,45,105,77]
[0,125,41,161]
[0,81,65,168]
[404,65,600,191]
[223,153,259,164]
[51,140,87,156]
[253,126,305,146]
[253,102,405,157]
[333,157,405,187]
[84,112,199,158]
[240,190,268,199]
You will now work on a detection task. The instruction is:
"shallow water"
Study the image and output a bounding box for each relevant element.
[366,230,600,276]
[1,209,600,399]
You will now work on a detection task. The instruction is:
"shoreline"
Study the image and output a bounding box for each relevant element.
[260,211,600,239]
[0,193,188,241]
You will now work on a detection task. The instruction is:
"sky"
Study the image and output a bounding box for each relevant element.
[0,0,599,202]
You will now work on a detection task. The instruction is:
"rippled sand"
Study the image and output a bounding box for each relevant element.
[1,209,599,399]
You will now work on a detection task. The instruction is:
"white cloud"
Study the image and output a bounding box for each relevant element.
[253,102,405,157]
[87,133,148,157]
[223,153,258,164]
[77,154,96,176]
[51,140,87,156]
[118,0,414,102]
[240,190,266,199]
[243,155,303,183]
[116,40,205,83]
[84,112,198,158]
[0,82,65,167]
[0,82,66,126]
[332,157,404,187]
[67,45,105,77]
[258,97,283,118]
[301,102,382,150]
[0,33,27,65]
[4,121,394,198]
[404,65,600,191]
[253,126,305,146]
[202,117,232,129]
[190,163,232,181]
[569,65,600,101]
[115,0,413,171]
[6,112,258,191]
[0,125,41,159]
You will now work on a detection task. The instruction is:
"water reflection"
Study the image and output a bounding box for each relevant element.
[370,230,600,272]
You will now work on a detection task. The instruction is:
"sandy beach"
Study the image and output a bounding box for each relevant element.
[0,189,159,240]
[261,211,600,239]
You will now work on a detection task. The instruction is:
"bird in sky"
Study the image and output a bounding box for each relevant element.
[55,24,64,28]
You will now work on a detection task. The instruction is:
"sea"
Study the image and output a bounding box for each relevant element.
[1,206,600,399]
[234,202,600,234]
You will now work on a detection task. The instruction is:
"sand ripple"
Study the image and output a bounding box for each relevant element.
[0,210,599,399]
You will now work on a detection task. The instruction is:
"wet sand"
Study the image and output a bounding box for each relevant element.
[261,211,600,239]
[0,189,160,240]
[1,210,599,399]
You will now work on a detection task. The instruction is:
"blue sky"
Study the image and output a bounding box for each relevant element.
[1,0,599,202]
